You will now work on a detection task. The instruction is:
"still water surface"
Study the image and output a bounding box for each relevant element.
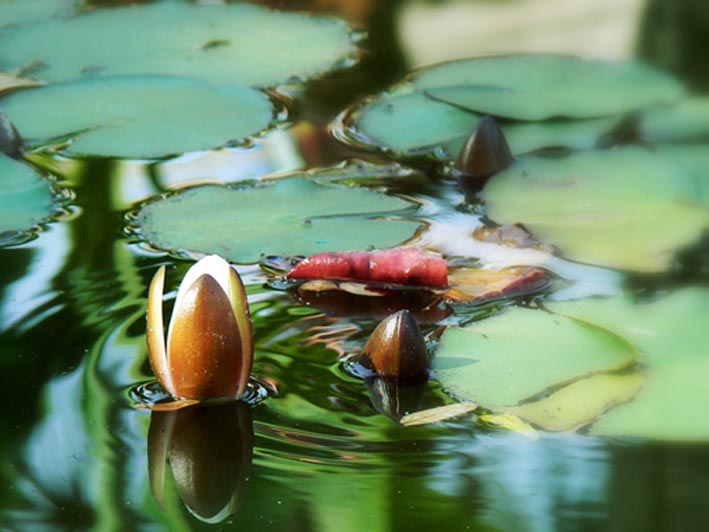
[1,1,708,531]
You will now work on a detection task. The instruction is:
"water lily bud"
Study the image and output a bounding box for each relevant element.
[359,309,430,382]
[147,255,253,400]
[0,112,23,157]
[148,402,253,523]
[455,115,513,189]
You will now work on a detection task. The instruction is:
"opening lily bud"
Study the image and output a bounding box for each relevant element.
[359,309,430,382]
[455,115,513,191]
[147,255,253,400]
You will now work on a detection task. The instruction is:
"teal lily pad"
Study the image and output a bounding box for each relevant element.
[0,0,74,27]
[640,98,709,142]
[136,177,421,263]
[338,55,682,160]
[547,288,709,441]
[0,76,274,158]
[416,55,682,121]
[482,147,709,272]
[0,1,355,87]
[0,154,56,245]
[434,306,638,414]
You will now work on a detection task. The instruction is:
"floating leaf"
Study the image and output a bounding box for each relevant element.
[0,2,355,87]
[434,307,638,413]
[338,55,681,160]
[0,71,43,96]
[344,89,619,160]
[416,55,682,120]
[400,402,478,427]
[483,147,709,272]
[503,372,646,432]
[478,414,539,440]
[640,98,709,142]
[547,289,709,441]
[0,154,56,246]
[0,0,74,27]
[445,266,547,303]
[137,177,421,263]
[0,76,273,158]
[654,144,709,205]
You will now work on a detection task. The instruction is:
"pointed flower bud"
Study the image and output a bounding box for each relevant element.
[359,310,430,382]
[147,255,253,400]
[0,112,23,157]
[455,115,513,188]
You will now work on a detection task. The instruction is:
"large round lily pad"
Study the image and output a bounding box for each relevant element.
[434,307,638,417]
[640,98,709,142]
[0,154,56,245]
[414,55,682,121]
[482,147,709,272]
[337,55,682,161]
[547,288,709,441]
[137,177,421,263]
[0,1,355,87]
[0,76,274,158]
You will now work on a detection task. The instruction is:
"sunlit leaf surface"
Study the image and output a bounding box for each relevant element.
[0,76,274,158]
[434,307,638,411]
[0,1,355,87]
[483,147,709,272]
[548,289,709,441]
[0,154,55,245]
[137,177,421,263]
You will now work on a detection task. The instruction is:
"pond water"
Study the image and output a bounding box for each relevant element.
[1,1,708,531]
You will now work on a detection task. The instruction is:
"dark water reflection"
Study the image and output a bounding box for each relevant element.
[1,0,708,531]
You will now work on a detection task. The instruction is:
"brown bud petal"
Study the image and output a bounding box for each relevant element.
[455,115,513,186]
[167,274,246,400]
[359,310,430,382]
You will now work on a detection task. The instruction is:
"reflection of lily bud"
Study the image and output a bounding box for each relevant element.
[358,309,430,382]
[148,402,254,523]
[147,255,253,400]
[365,376,428,421]
[455,115,513,195]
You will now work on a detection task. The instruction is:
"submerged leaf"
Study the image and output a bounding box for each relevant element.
[0,76,274,158]
[478,414,540,440]
[137,177,421,263]
[400,402,478,427]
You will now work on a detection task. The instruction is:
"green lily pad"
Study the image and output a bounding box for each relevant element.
[640,98,709,142]
[0,0,74,27]
[434,307,638,412]
[0,76,274,158]
[655,144,709,205]
[136,177,421,263]
[504,372,646,432]
[416,55,682,121]
[0,1,355,87]
[339,55,682,161]
[547,288,709,441]
[0,154,56,245]
[345,88,620,160]
[483,147,709,272]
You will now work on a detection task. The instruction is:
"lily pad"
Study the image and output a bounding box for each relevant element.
[434,307,638,412]
[338,55,681,160]
[0,1,355,87]
[0,154,56,245]
[483,147,709,272]
[640,98,709,142]
[416,55,682,121]
[0,76,274,158]
[547,288,709,441]
[137,177,421,263]
[0,0,74,27]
